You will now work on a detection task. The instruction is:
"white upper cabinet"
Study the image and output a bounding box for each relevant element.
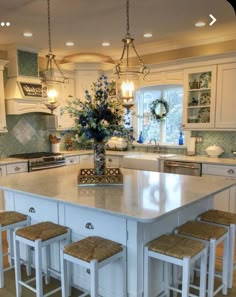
[0,60,7,132]
[182,66,217,130]
[215,63,236,129]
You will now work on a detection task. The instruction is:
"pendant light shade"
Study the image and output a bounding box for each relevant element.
[114,0,149,109]
[41,0,68,114]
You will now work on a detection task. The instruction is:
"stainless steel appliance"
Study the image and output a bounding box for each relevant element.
[164,160,201,176]
[9,152,65,172]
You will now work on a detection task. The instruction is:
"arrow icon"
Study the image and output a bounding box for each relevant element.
[209,14,216,26]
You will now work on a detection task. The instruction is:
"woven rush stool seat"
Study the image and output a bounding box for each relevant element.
[14,221,70,297]
[144,234,207,297]
[61,236,126,297]
[198,209,236,288]
[174,221,229,297]
[0,211,30,288]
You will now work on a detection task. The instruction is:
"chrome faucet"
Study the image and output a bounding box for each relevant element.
[149,139,160,153]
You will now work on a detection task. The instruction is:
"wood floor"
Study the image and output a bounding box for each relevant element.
[1,231,236,297]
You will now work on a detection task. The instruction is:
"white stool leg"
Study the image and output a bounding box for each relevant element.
[222,233,229,295]
[172,264,178,297]
[143,247,150,297]
[208,239,216,297]
[122,248,127,297]
[60,250,68,297]
[26,245,32,276]
[164,262,170,297]
[9,229,14,266]
[228,224,235,288]
[45,245,51,284]
[199,248,207,297]
[14,235,22,297]
[0,230,3,288]
[35,240,43,297]
[182,257,190,297]
[90,259,98,297]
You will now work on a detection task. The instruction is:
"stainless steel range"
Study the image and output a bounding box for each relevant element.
[9,152,65,172]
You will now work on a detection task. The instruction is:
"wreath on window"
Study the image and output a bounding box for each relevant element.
[150,98,169,122]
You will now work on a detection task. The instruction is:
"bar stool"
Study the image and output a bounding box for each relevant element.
[14,221,70,297]
[144,234,207,297]
[61,236,126,297]
[0,210,30,288]
[174,221,229,297]
[198,209,236,288]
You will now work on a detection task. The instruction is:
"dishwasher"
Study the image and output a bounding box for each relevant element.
[164,160,202,176]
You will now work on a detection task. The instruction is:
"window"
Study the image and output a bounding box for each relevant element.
[136,85,183,144]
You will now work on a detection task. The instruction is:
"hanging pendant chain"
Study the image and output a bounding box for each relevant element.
[126,0,130,37]
[47,0,52,54]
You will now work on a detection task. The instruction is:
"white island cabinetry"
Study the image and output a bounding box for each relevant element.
[1,166,235,297]
[202,163,236,212]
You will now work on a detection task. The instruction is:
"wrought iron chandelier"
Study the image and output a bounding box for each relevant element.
[114,0,150,108]
[41,0,68,114]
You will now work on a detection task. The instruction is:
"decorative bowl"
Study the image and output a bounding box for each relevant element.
[205,145,224,158]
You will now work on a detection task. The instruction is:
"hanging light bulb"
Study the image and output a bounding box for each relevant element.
[41,0,68,114]
[114,0,150,109]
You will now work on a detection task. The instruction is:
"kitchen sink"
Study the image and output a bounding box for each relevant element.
[121,154,160,171]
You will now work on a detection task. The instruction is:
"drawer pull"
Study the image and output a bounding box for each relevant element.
[228,169,235,174]
[15,166,21,171]
[70,159,74,163]
[85,222,94,229]
[29,207,36,213]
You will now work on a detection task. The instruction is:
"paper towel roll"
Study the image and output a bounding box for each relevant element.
[187,137,196,156]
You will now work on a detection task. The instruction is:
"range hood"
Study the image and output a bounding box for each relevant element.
[5,76,51,115]
[4,48,51,115]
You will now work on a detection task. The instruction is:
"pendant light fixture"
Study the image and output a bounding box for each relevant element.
[41,0,68,114]
[114,0,150,109]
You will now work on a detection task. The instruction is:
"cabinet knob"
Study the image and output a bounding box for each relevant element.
[14,166,20,171]
[85,222,94,229]
[108,158,112,162]
[29,207,36,213]
[228,169,235,174]
[70,159,74,163]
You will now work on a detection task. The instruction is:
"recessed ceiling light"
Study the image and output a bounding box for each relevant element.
[102,42,110,47]
[144,33,152,38]
[6,22,11,27]
[23,32,33,37]
[195,21,206,27]
[66,41,74,46]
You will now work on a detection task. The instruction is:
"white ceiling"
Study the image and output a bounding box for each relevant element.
[0,0,235,63]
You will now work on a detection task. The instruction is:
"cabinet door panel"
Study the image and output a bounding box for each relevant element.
[216,63,236,129]
[14,194,58,223]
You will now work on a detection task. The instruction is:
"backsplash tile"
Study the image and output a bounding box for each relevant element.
[192,131,236,158]
[0,114,50,157]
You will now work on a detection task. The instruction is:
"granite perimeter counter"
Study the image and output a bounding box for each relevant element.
[0,166,235,297]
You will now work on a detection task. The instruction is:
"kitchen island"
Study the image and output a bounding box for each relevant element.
[0,165,235,297]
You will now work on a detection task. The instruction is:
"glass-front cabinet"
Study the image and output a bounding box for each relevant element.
[182,66,216,129]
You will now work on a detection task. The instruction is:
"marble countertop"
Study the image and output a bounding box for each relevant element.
[1,150,236,166]
[62,150,236,165]
[0,158,28,165]
[0,165,235,222]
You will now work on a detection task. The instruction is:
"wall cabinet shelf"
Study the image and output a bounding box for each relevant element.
[183,66,216,129]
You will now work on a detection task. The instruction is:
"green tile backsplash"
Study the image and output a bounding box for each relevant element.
[17,49,38,77]
[0,114,50,157]
[192,131,236,158]
[0,115,236,159]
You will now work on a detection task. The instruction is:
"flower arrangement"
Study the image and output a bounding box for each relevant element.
[62,75,124,143]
